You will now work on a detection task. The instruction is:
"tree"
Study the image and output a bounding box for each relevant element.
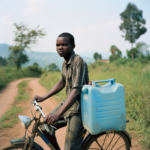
[119,3,147,59]
[48,63,60,72]
[0,57,7,66]
[8,23,46,70]
[109,45,122,62]
[93,52,99,61]
[33,62,39,67]
[98,54,102,60]
[127,42,150,59]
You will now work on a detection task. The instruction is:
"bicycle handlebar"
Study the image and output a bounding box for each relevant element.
[32,99,46,118]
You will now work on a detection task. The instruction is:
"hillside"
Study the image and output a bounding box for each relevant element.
[0,43,94,69]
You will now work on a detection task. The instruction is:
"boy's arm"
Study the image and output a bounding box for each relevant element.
[44,87,80,124]
[34,80,65,102]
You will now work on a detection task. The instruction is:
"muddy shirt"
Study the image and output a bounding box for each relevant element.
[60,51,89,118]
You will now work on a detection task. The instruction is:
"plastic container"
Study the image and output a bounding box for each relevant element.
[81,79,126,135]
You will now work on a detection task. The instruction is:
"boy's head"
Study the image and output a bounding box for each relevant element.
[56,32,75,57]
[58,32,75,45]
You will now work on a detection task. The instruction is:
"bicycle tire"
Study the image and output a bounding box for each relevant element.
[2,144,39,150]
[82,131,130,150]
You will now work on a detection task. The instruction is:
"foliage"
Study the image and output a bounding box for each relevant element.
[98,54,102,60]
[27,63,43,74]
[93,52,99,61]
[32,62,39,67]
[48,63,60,72]
[8,23,46,70]
[109,45,122,62]
[0,56,7,66]
[119,3,147,59]
[127,42,150,62]
[39,72,66,102]
[93,52,102,61]
[0,66,41,90]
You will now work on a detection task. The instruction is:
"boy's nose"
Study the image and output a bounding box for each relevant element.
[59,45,63,49]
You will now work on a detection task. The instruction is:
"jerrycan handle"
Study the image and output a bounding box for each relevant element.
[92,78,115,87]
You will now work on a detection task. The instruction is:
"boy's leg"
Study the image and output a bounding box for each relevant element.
[64,114,84,150]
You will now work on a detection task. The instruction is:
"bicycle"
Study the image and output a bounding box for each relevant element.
[3,99,132,150]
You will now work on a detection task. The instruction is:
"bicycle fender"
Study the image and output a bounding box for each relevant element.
[81,133,94,150]
[10,138,44,150]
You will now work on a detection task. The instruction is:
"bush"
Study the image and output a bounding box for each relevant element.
[27,65,43,74]
[115,58,128,66]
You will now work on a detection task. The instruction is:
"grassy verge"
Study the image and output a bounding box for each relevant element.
[39,62,150,149]
[39,72,66,102]
[0,80,30,129]
[0,66,41,90]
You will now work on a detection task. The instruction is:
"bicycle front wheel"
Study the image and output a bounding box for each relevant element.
[83,131,130,150]
[2,144,39,150]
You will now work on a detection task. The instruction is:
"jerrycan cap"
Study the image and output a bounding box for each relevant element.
[91,79,115,87]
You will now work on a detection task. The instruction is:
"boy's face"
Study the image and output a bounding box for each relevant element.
[56,37,75,57]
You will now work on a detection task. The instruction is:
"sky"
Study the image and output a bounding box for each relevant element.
[0,0,150,58]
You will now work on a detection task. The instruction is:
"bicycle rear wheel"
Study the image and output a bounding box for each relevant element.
[83,131,130,150]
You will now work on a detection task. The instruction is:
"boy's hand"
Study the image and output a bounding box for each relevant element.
[88,81,92,85]
[34,95,45,102]
[44,113,59,125]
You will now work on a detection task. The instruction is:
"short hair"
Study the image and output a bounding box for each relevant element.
[58,32,75,45]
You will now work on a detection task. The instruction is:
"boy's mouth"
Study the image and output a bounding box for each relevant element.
[58,50,64,54]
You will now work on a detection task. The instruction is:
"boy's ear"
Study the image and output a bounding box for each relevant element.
[72,44,75,49]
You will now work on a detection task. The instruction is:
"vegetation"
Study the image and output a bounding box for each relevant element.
[93,52,102,61]
[48,63,60,72]
[0,66,42,90]
[40,60,150,148]
[15,80,30,103]
[0,80,30,129]
[0,56,7,66]
[8,23,46,70]
[119,3,147,59]
[109,45,122,62]
[39,72,66,102]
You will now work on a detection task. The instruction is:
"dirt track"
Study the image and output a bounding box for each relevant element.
[0,78,142,150]
[0,78,66,150]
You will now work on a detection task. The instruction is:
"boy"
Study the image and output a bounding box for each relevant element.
[34,33,89,150]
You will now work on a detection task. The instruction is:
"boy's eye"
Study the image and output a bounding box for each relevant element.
[56,44,60,47]
[62,44,67,46]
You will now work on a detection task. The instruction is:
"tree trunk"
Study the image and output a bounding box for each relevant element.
[131,43,134,60]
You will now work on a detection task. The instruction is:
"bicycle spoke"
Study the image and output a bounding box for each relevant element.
[91,135,103,149]
[106,133,115,150]
[102,133,108,148]
[111,136,121,150]
[86,132,129,150]
[116,144,126,150]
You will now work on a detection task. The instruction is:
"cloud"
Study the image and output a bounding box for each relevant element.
[23,0,47,16]
[1,15,13,27]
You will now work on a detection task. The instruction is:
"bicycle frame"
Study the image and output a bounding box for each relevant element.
[4,100,132,150]
[37,128,56,150]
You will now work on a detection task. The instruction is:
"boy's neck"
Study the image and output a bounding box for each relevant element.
[64,51,74,63]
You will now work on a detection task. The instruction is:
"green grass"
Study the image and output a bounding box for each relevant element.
[0,80,30,129]
[39,72,67,102]
[15,80,29,102]
[0,66,41,90]
[39,61,150,149]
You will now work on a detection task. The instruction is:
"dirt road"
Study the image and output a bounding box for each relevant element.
[0,78,142,150]
[0,78,66,150]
